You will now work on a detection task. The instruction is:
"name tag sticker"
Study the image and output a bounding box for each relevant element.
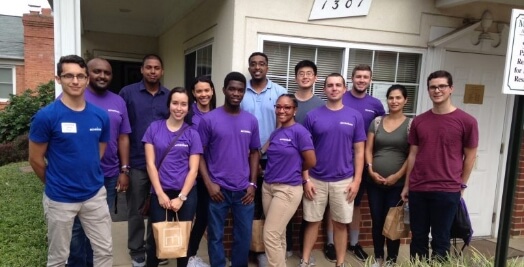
[61,122,77,133]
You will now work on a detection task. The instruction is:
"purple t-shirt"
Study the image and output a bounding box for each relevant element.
[264,123,314,186]
[191,103,208,129]
[142,121,203,192]
[304,105,367,181]
[408,109,479,192]
[342,91,385,129]
[85,88,131,177]
[198,107,261,191]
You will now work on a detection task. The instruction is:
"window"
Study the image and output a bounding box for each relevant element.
[184,44,212,89]
[263,40,423,115]
[0,67,14,101]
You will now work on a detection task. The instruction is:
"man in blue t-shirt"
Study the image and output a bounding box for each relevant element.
[29,55,112,267]
[198,72,261,267]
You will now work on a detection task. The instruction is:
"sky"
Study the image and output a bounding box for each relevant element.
[0,0,51,16]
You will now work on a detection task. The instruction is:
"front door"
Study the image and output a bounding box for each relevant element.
[443,51,507,236]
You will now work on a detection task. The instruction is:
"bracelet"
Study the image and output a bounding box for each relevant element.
[460,183,468,189]
[121,165,130,170]
[302,178,310,185]
[249,182,257,189]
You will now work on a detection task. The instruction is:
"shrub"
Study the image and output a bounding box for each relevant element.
[0,80,55,144]
[0,134,29,166]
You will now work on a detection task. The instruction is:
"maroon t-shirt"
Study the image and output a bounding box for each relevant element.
[408,108,478,192]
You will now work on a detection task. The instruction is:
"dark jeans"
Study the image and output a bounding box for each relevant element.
[68,176,117,267]
[367,183,403,262]
[146,187,197,267]
[208,188,254,267]
[187,177,209,257]
[127,168,152,259]
[409,191,460,261]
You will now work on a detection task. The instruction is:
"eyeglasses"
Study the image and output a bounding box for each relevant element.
[297,71,315,78]
[274,105,294,111]
[60,74,88,81]
[428,84,450,91]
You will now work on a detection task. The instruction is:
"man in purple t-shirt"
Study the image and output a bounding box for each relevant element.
[198,72,261,267]
[401,70,478,261]
[68,58,131,267]
[300,73,366,267]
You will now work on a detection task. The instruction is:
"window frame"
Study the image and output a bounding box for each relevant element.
[258,34,427,115]
[0,65,16,102]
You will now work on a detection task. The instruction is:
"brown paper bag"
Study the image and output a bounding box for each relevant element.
[382,202,410,240]
[250,219,265,252]
[152,211,192,258]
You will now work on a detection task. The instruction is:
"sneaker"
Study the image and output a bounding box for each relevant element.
[158,258,169,265]
[188,256,210,267]
[131,257,146,267]
[309,256,316,266]
[257,253,269,267]
[286,250,293,259]
[348,243,368,261]
[298,259,310,267]
[323,243,336,262]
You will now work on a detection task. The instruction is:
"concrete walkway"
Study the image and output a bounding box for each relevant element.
[111,220,524,267]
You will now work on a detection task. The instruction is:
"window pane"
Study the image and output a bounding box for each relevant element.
[347,49,373,79]
[196,45,212,77]
[372,51,396,82]
[288,45,316,77]
[404,85,418,115]
[0,83,12,99]
[0,68,12,82]
[265,42,289,79]
[315,48,344,94]
[397,53,421,83]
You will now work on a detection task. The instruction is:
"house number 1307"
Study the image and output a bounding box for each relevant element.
[322,0,365,10]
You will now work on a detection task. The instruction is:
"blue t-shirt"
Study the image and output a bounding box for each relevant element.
[198,107,261,191]
[241,79,287,146]
[264,123,314,186]
[29,100,110,203]
[142,121,202,192]
[119,80,170,170]
[304,105,366,182]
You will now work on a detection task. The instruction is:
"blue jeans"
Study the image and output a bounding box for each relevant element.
[208,188,254,267]
[146,187,197,267]
[408,191,460,261]
[367,183,402,262]
[68,176,117,267]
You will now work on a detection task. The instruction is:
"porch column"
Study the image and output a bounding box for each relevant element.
[52,0,81,97]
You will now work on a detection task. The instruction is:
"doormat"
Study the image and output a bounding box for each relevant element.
[457,239,524,259]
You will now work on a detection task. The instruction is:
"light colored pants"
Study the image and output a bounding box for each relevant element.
[262,182,303,267]
[43,187,113,267]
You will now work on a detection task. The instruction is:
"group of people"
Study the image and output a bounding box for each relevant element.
[28,51,478,267]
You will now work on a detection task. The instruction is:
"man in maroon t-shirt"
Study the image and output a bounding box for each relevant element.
[401,70,478,261]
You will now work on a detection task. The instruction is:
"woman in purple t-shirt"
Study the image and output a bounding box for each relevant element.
[187,76,216,266]
[365,85,410,266]
[262,94,316,267]
[143,87,203,267]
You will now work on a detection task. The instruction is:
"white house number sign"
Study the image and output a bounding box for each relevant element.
[309,0,373,20]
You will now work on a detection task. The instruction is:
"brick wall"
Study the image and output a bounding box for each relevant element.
[511,142,524,236]
[22,8,54,91]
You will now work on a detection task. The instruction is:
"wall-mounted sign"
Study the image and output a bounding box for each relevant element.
[502,9,524,95]
[464,84,485,104]
[309,0,373,20]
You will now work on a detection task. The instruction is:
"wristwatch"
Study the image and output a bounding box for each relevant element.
[178,193,187,201]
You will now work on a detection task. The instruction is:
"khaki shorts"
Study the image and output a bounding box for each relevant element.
[302,176,354,224]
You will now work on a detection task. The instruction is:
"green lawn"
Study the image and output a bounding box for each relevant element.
[0,162,46,267]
